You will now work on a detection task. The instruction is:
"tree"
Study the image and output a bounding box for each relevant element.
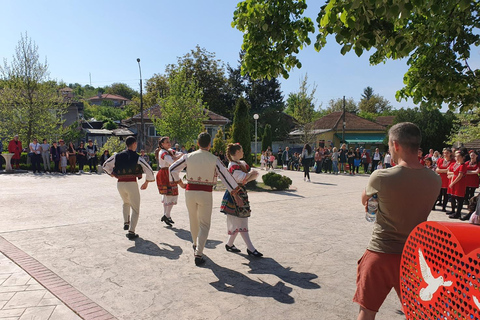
[358,94,393,114]
[232,0,480,111]
[105,83,138,100]
[361,87,374,101]
[261,124,272,152]
[211,127,227,155]
[325,97,358,114]
[0,33,68,143]
[393,107,456,152]
[448,111,480,145]
[144,73,169,108]
[231,97,252,165]
[100,136,126,155]
[152,66,207,146]
[166,46,228,117]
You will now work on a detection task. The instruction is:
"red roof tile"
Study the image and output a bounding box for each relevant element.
[87,93,130,101]
[128,104,230,124]
[312,112,386,131]
[375,116,395,127]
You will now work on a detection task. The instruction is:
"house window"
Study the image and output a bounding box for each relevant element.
[148,126,160,137]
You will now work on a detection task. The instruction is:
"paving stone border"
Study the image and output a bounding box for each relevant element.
[0,236,116,320]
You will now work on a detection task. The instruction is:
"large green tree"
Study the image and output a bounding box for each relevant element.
[231,97,253,165]
[448,110,480,145]
[166,46,228,117]
[105,82,138,100]
[261,123,272,152]
[393,107,456,152]
[325,97,358,114]
[232,0,480,111]
[358,87,393,114]
[144,73,169,108]
[152,67,207,146]
[0,33,68,143]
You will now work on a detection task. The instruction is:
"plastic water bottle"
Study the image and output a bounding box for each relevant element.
[365,194,378,222]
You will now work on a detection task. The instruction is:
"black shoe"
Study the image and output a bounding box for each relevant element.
[126,232,139,240]
[194,255,205,266]
[123,223,129,230]
[441,208,447,212]
[168,217,175,224]
[225,244,241,253]
[460,212,473,221]
[193,244,197,251]
[247,249,263,257]
[449,213,461,219]
[161,215,172,226]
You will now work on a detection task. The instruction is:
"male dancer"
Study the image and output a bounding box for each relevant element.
[103,136,155,240]
[169,132,243,266]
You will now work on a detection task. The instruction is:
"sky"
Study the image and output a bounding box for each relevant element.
[1,1,478,112]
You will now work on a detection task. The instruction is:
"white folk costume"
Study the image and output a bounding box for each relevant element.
[103,150,155,234]
[169,149,240,259]
[156,148,179,205]
[220,161,251,234]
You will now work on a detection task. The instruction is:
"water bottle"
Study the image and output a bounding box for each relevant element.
[365,194,378,222]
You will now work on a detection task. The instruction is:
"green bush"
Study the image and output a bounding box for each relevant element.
[262,171,292,191]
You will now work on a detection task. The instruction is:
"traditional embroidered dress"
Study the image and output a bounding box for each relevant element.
[156,148,179,205]
[220,160,251,235]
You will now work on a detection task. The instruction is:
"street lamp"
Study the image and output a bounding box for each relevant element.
[136,58,144,150]
[253,114,259,164]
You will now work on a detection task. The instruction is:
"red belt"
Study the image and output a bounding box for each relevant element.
[117,177,137,182]
[186,184,213,192]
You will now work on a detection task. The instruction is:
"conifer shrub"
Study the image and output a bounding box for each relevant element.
[262,171,292,191]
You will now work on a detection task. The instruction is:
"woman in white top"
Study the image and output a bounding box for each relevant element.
[301,144,314,181]
[29,138,42,173]
[260,151,267,170]
[383,151,392,168]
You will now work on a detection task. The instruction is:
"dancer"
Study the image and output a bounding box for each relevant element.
[447,149,468,219]
[169,132,242,266]
[435,148,454,212]
[156,137,183,226]
[220,143,263,257]
[103,136,155,240]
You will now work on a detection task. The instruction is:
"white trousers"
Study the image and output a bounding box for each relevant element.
[185,190,213,256]
[117,181,140,233]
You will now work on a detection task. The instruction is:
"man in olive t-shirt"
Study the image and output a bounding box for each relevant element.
[354,122,441,320]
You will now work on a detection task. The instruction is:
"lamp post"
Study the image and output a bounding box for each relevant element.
[253,114,259,164]
[136,58,144,150]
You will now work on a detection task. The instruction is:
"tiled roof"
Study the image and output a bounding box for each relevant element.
[60,87,73,92]
[375,116,395,127]
[461,140,480,150]
[311,112,386,131]
[87,93,130,101]
[128,104,230,124]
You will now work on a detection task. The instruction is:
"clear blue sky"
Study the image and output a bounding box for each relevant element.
[2,1,476,111]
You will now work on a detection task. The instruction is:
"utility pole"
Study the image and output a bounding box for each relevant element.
[342,95,346,144]
[137,58,144,150]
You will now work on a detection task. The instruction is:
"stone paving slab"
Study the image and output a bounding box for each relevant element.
[0,169,457,319]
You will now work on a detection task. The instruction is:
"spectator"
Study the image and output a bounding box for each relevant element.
[354,147,362,174]
[260,151,267,170]
[8,135,22,169]
[281,147,292,170]
[58,139,67,155]
[140,149,151,166]
[301,144,314,182]
[432,150,441,165]
[86,139,98,173]
[99,150,111,166]
[462,150,479,221]
[323,146,332,174]
[361,149,371,174]
[181,146,188,154]
[67,142,77,174]
[339,143,348,174]
[277,147,283,167]
[314,147,324,174]
[50,141,61,173]
[447,149,468,219]
[60,151,68,174]
[418,148,425,165]
[371,148,382,173]
[77,141,87,173]
[383,150,392,169]
[40,138,50,173]
[29,138,42,173]
[331,147,339,174]
[354,122,441,319]
[347,147,355,175]
[435,148,454,212]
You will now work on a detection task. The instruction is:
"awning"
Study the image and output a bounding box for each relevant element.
[335,133,386,144]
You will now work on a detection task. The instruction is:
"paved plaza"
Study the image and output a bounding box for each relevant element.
[0,169,454,319]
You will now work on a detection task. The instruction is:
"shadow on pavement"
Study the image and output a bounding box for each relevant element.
[170,227,222,249]
[127,237,182,260]
[207,258,295,304]
[244,257,321,290]
[310,182,336,186]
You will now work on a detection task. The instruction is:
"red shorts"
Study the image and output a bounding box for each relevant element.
[353,250,402,312]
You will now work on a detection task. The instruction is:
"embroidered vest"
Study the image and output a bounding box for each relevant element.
[113,150,143,178]
[185,150,217,185]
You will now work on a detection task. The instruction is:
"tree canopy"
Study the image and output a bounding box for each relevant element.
[232,0,480,111]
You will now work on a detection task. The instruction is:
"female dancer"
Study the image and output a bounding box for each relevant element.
[435,148,454,212]
[447,149,468,219]
[461,150,479,220]
[155,137,183,226]
[220,143,262,257]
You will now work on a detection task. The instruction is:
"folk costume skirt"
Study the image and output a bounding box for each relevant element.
[156,167,178,205]
[220,186,251,235]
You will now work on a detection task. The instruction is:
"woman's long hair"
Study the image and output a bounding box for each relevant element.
[303,144,312,155]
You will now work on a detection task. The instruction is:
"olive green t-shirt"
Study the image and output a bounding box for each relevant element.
[365,165,442,254]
